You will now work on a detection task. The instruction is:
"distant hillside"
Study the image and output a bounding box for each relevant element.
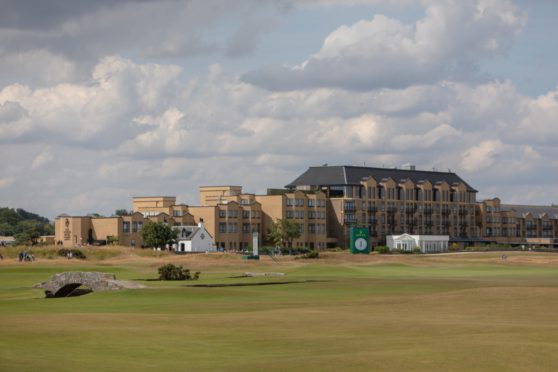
[0,207,54,239]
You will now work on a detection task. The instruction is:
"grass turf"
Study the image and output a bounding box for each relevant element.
[1,251,558,371]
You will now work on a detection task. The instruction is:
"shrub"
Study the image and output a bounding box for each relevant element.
[57,248,86,259]
[158,263,200,281]
[375,245,390,254]
[412,247,422,254]
[298,250,319,259]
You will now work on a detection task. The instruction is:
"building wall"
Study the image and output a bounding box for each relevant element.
[132,196,176,217]
[55,216,92,247]
[257,190,328,249]
[191,189,263,251]
[478,198,558,246]
[90,218,120,242]
[199,186,242,206]
[316,177,477,247]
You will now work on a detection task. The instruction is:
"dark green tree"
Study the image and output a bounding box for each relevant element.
[140,221,177,249]
[114,209,130,216]
[14,229,40,245]
[267,218,301,249]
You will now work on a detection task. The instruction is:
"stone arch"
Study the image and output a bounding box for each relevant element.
[34,272,145,298]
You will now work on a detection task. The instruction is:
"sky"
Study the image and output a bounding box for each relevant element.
[1,0,558,220]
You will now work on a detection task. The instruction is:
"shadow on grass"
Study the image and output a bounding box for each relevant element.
[185,280,332,288]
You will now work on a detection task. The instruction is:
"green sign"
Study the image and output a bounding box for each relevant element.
[350,228,370,254]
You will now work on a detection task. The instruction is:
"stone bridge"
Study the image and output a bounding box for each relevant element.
[34,272,145,298]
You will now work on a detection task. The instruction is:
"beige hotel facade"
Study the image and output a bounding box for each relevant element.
[55,165,558,249]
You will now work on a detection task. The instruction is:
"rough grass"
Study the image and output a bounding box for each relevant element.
[1,251,558,371]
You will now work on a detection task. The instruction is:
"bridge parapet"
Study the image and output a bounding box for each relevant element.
[34,271,145,297]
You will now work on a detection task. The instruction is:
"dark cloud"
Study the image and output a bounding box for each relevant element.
[0,0,153,30]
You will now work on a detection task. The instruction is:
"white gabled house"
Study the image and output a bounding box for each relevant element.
[387,234,449,253]
[173,221,215,253]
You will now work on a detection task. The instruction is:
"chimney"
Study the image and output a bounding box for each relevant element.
[198,218,204,230]
[401,163,416,171]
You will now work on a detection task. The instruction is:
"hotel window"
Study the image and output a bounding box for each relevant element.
[219,210,226,218]
[132,222,138,232]
[286,210,294,219]
[308,199,315,207]
[219,223,226,233]
[123,222,130,233]
[138,222,143,231]
[242,210,250,218]
[243,223,250,233]
[286,198,294,206]
[296,199,304,207]
[173,210,182,217]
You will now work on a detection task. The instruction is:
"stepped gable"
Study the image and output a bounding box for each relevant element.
[501,204,558,218]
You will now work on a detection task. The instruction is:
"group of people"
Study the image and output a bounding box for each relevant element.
[18,251,34,262]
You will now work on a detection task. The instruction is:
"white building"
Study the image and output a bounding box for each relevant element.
[173,222,215,253]
[387,234,449,253]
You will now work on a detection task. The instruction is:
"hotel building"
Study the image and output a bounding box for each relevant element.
[285,165,478,247]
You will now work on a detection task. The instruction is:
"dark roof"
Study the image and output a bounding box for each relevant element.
[501,204,558,218]
[286,166,477,192]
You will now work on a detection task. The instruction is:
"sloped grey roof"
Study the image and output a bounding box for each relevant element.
[174,226,199,241]
[286,165,477,192]
[501,204,558,218]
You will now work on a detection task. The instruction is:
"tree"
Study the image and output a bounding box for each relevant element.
[140,221,177,249]
[14,229,40,246]
[0,207,53,237]
[114,209,130,216]
[267,218,301,249]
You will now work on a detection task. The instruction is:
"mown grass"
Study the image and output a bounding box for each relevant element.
[1,251,558,371]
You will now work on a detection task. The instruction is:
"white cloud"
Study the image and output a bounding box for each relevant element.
[461,140,504,171]
[0,56,182,146]
[243,0,526,91]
